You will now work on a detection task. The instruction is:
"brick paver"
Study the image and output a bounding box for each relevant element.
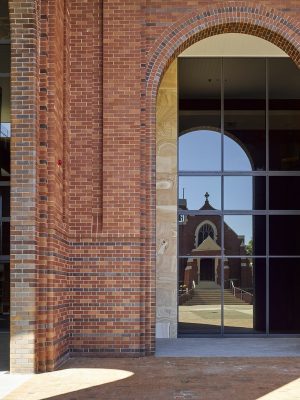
[5,357,300,400]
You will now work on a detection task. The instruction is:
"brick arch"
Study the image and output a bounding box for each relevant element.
[146,3,300,99]
[147,3,300,346]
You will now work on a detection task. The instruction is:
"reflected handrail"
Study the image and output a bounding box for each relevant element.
[230,279,253,305]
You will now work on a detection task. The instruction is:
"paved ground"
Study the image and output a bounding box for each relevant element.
[156,338,300,357]
[4,356,300,400]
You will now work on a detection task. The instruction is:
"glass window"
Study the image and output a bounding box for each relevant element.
[178,130,221,171]
[224,176,266,210]
[224,58,266,171]
[224,258,266,334]
[269,59,300,171]
[269,259,300,333]
[178,56,300,335]
[179,177,221,210]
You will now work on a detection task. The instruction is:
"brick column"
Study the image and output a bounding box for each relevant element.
[9,0,39,373]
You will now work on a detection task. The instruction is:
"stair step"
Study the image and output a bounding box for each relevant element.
[181,284,251,306]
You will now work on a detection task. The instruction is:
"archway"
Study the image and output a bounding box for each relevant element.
[155,29,300,338]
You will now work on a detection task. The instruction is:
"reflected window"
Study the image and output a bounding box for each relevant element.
[198,223,215,245]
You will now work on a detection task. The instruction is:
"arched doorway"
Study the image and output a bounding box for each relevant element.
[156,33,300,338]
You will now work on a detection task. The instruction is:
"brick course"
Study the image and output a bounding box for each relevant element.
[8,0,300,372]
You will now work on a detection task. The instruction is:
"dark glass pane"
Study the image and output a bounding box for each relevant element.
[179,58,221,133]
[0,45,10,74]
[269,258,300,333]
[1,221,9,255]
[178,257,221,335]
[224,58,266,171]
[179,214,221,257]
[0,186,9,217]
[269,216,300,255]
[0,2,10,40]
[224,258,266,334]
[224,215,266,256]
[270,176,300,210]
[224,176,266,210]
[179,177,221,210]
[179,130,221,171]
[0,262,10,316]
[0,76,11,124]
[269,59,300,171]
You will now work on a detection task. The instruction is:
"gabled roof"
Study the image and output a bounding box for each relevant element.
[192,235,221,252]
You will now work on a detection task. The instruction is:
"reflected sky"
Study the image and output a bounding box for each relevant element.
[179,130,252,171]
[0,123,10,138]
[179,130,221,171]
[224,215,252,245]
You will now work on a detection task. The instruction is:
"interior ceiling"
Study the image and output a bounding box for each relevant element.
[179,58,300,99]
[179,33,287,57]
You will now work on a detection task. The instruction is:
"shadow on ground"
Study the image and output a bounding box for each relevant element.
[5,357,300,400]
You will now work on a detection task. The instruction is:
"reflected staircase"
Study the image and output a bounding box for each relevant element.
[183,281,248,306]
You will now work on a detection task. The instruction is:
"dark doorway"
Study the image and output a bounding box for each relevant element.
[200,259,215,281]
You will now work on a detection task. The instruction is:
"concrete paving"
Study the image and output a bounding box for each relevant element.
[3,338,300,399]
[156,338,300,357]
[0,371,32,400]
[4,357,300,400]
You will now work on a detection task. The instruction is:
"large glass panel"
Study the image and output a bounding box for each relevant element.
[0,221,9,255]
[178,257,221,335]
[224,176,266,210]
[0,263,9,316]
[179,177,221,211]
[269,176,300,210]
[179,130,221,171]
[179,214,222,257]
[224,215,266,256]
[179,58,221,132]
[269,258,300,333]
[269,59,300,171]
[269,215,300,255]
[224,258,266,334]
[224,58,266,171]
[0,1,10,40]
[0,186,10,217]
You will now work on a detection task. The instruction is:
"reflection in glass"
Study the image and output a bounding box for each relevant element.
[224,258,266,334]
[179,177,221,210]
[0,221,9,255]
[179,58,221,134]
[224,135,253,171]
[178,257,221,334]
[179,214,221,257]
[179,130,221,171]
[224,176,266,210]
[269,59,300,171]
[0,263,10,314]
[269,259,300,333]
[269,216,300,255]
[224,215,266,256]
[0,186,10,217]
[269,176,300,210]
[224,58,266,171]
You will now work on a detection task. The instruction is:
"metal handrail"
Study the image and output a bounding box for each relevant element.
[230,279,253,301]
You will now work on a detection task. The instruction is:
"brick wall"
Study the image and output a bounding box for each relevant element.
[8,0,300,372]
